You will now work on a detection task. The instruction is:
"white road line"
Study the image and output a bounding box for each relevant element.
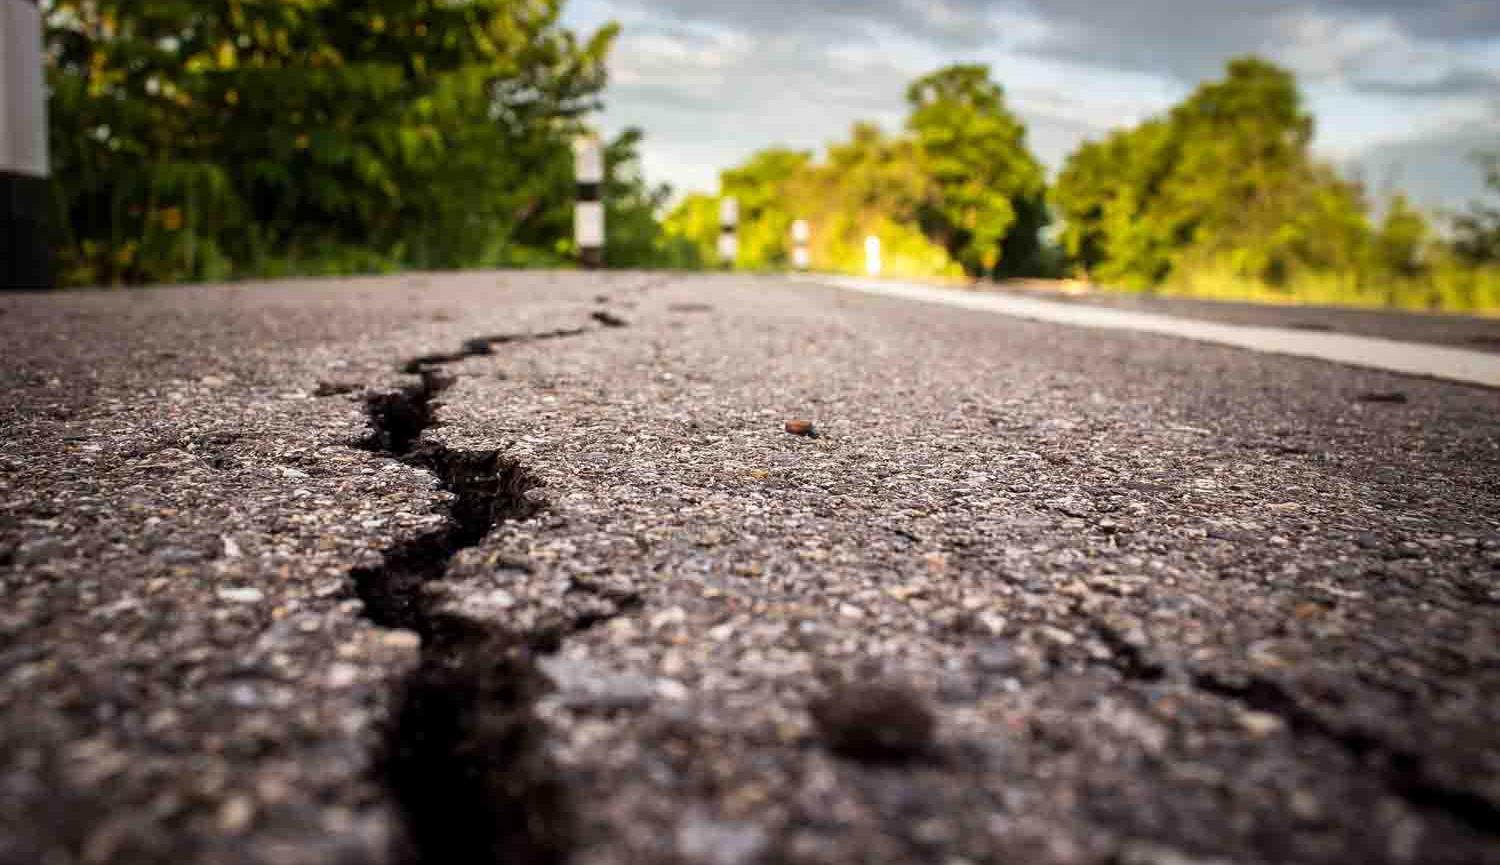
[798,274,1500,389]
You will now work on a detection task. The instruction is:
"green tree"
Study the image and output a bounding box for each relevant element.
[601,127,700,268]
[1453,151,1500,265]
[1054,56,1370,290]
[1370,193,1429,280]
[905,64,1046,277]
[660,193,720,269]
[44,0,617,284]
[721,148,813,269]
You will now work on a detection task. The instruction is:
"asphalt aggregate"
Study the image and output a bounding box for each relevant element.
[2,272,1498,865]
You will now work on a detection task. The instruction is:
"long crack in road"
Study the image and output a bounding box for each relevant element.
[2,272,1498,865]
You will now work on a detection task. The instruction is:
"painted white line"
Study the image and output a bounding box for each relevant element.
[796,274,1500,389]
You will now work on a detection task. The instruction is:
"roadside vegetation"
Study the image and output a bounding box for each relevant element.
[675,57,1500,313]
[664,65,1050,280]
[39,3,1500,312]
[43,0,684,285]
[1050,59,1500,313]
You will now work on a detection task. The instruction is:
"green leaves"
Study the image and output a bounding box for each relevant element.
[906,65,1045,277]
[1048,56,1500,311]
[663,65,1046,280]
[45,0,619,284]
[1053,57,1364,289]
[1453,151,1500,266]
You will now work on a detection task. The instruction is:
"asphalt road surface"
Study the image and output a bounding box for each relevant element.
[2,272,1498,865]
[988,280,1500,355]
[808,275,1500,388]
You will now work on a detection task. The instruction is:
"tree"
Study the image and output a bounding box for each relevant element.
[1370,193,1429,279]
[44,0,618,284]
[660,193,719,269]
[663,122,963,278]
[662,64,1052,281]
[1053,56,1370,289]
[1052,139,1116,277]
[601,127,699,268]
[721,148,813,268]
[905,65,1046,277]
[1453,151,1500,265]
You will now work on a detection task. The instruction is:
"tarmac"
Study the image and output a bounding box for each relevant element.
[2,271,1498,865]
[806,275,1500,387]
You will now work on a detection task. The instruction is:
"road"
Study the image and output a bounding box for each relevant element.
[2,271,1498,865]
[806,275,1500,387]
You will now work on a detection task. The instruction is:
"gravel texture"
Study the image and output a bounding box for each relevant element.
[2,271,1498,865]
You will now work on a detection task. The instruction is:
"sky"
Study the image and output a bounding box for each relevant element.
[558,0,1500,212]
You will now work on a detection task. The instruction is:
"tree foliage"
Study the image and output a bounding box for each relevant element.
[601,127,699,268]
[43,0,686,285]
[1053,58,1366,288]
[664,64,1047,280]
[906,65,1046,277]
[1452,151,1500,265]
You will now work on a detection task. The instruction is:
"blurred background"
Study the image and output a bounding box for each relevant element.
[27,0,1500,310]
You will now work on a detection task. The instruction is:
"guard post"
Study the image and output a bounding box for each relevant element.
[574,135,604,269]
[2,0,50,288]
[718,196,738,269]
[791,219,809,271]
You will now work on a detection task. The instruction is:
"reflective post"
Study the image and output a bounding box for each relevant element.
[865,235,881,277]
[573,136,604,268]
[2,0,50,288]
[791,219,809,271]
[718,196,738,268]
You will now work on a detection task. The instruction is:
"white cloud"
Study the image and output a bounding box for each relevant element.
[564,0,1500,206]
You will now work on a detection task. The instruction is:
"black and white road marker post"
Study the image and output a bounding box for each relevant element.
[573,135,604,269]
[791,219,809,271]
[2,0,50,288]
[718,196,738,269]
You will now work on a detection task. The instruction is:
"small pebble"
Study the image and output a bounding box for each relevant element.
[326,663,360,689]
[216,587,264,604]
[1237,710,1285,738]
[784,419,816,437]
[380,629,422,651]
[217,796,255,833]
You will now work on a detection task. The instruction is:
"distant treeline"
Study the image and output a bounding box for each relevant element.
[671,58,1500,311]
[665,65,1052,280]
[41,3,1500,310]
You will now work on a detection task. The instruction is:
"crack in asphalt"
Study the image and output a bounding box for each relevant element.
[348,319,632,865]
[1191,670,1500,841]
[1079,609,1168,684]
[400,328,589,375]
[1073,596,1500,843]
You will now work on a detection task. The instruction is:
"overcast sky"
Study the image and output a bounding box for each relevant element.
[559,0,1500,211]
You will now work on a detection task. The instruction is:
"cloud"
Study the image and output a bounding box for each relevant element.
[607,1,1500,105]
[1353,119,1500,210]
[1268,7,1500,98]
[1010,0,1500,101]
[570,0,1500,206]
[614,0,1004,49]
[596,19,918,194]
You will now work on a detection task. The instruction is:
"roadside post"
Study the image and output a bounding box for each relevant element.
[574,135,604,269]
[2,0,50,288]
[791,219,809,271]
[718,196,738,269]
[865,235,881,278]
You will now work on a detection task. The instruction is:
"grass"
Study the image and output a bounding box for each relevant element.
[1147,263,1500,316]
